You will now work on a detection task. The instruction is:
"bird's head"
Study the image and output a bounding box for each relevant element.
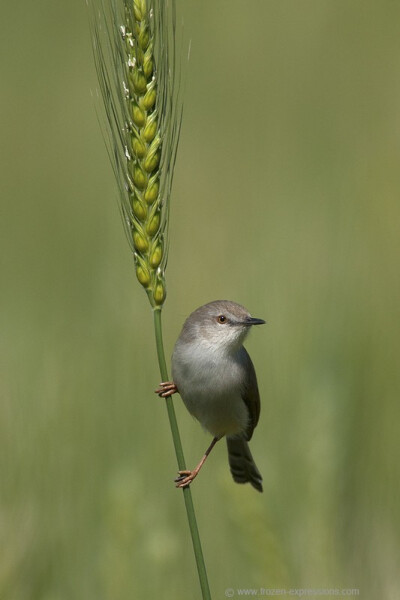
[181,300,265,353]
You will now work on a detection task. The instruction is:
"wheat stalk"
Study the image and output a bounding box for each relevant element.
[90,1,212,598]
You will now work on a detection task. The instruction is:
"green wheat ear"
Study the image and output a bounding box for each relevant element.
[91,0,182,308]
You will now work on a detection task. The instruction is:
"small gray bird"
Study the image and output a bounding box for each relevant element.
[156,300,265,492]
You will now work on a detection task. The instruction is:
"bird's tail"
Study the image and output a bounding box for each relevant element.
[226,435,263,492]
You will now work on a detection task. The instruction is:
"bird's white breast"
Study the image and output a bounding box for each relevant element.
[172,341,249,439]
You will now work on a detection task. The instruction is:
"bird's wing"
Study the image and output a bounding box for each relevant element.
[239,347,261,441]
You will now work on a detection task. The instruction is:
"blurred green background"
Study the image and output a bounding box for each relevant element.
[1,1,399,598]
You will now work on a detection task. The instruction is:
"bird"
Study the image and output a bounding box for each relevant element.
[156,300,265,492]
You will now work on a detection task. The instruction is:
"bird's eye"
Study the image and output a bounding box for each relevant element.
[217,315,227,324]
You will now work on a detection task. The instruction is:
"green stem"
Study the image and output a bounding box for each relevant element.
[153,308,212,600]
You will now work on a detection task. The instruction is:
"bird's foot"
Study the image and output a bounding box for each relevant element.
[155,381,178,398]
[174,469,198,489]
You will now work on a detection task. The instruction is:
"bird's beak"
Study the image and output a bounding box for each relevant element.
[245,317,266,326]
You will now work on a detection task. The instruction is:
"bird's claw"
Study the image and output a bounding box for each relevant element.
[174,470,198,488]
[155,381,178,398]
